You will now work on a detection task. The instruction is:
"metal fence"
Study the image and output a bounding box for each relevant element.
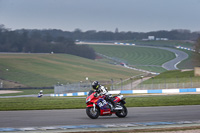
[54,82,92,94]
[112,77,200,90]
[54,76,200,94]
[126,81,200,90]
[54,75,144,94]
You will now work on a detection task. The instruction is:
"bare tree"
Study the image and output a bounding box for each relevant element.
[193,36,200,67]
[194,36,200,53]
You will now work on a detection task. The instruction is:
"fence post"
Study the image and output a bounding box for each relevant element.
[79,81,82,91]
[130,77,133,90]
[190,75,193,88]
[120,78,123,90]
[141,76,143,89]
[0,81,3,88]
[176,76,179,88]
[151,77,154,89]
[111,79,113,91]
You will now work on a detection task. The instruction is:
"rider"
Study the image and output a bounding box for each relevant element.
[38,90,43,98]
[92,81,116,110]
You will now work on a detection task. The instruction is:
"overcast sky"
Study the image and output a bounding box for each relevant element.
[0,0,200,32]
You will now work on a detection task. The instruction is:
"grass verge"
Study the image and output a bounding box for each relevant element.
[0,94,200,111]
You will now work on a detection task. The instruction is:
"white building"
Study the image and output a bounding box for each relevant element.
[156,38,168,41]
[148,36,155,40]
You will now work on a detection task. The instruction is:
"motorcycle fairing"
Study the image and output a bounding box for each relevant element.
[97,98,107,109]
[113,96,121,103]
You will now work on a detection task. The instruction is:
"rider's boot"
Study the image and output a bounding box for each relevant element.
[110,104,114,111]
[112,101,116,110]
[108,101,115,111]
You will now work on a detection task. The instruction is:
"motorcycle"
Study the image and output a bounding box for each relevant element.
[86,90,128,119]
[37,90,43,98]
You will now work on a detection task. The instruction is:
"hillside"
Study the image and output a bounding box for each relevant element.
[90,45,176,73]
[0,53,143,87]
[126,40,194,48]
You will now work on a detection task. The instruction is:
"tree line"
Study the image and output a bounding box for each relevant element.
[0,25,96,59]
[16,28,199,41]
[0,24,199,60]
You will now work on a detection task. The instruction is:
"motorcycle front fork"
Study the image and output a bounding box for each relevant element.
[93,103,96,112]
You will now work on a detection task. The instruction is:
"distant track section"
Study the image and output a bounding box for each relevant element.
[158,47,188,70]
[77,42,189,71]
[138,46,189,70]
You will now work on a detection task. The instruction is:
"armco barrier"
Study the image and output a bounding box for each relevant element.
[50,88,200,97]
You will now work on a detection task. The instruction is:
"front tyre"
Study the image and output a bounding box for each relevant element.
[115,105,128,118]
[86,107,100,119]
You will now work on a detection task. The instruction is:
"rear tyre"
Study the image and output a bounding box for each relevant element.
[86,107,100,119]
[115,105,128,118]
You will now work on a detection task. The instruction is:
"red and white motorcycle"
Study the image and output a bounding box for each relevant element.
[86,90,128,119]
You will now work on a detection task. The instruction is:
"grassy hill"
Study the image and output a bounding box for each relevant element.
[90,45,176,73]
[0,53,143,87]
[125,40,194,48]
[176,49,200,69]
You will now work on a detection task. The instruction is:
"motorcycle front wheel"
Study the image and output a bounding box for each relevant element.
[115,105,128,118]
[86,107,100,119]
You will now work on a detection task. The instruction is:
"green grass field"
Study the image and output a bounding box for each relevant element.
[0,53,142,87]
[176,49,200,69]
[90,45,176,73]
[123,40,198,70]
[142,70,200,84]
[0,94,200,111]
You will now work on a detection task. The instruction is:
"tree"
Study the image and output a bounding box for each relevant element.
[115,28,119,33]
[0,24,6,31]
[194,36,200,53]
[192,36,200,67]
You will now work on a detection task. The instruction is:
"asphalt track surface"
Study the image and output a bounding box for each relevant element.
[1,105,200,128]
[159,47,188,70]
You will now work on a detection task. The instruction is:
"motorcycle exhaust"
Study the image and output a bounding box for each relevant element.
[114,106,123,111]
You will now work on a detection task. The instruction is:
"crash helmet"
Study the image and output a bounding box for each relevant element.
[92,81,100,90]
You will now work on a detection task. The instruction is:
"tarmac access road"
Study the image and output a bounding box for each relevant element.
[0,105,200,128]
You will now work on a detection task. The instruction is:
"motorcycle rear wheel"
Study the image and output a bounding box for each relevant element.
[86,107,100,119]
[115,105,128,118]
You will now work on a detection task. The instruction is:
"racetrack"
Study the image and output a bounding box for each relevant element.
[1,105,200,128]
[159,47,188,70]
[83,42,189,71]
[132,46,188,70]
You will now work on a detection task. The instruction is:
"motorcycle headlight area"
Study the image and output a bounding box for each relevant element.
[86,98,91,103]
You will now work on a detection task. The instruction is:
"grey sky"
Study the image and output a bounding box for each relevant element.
[0,0,200,32]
